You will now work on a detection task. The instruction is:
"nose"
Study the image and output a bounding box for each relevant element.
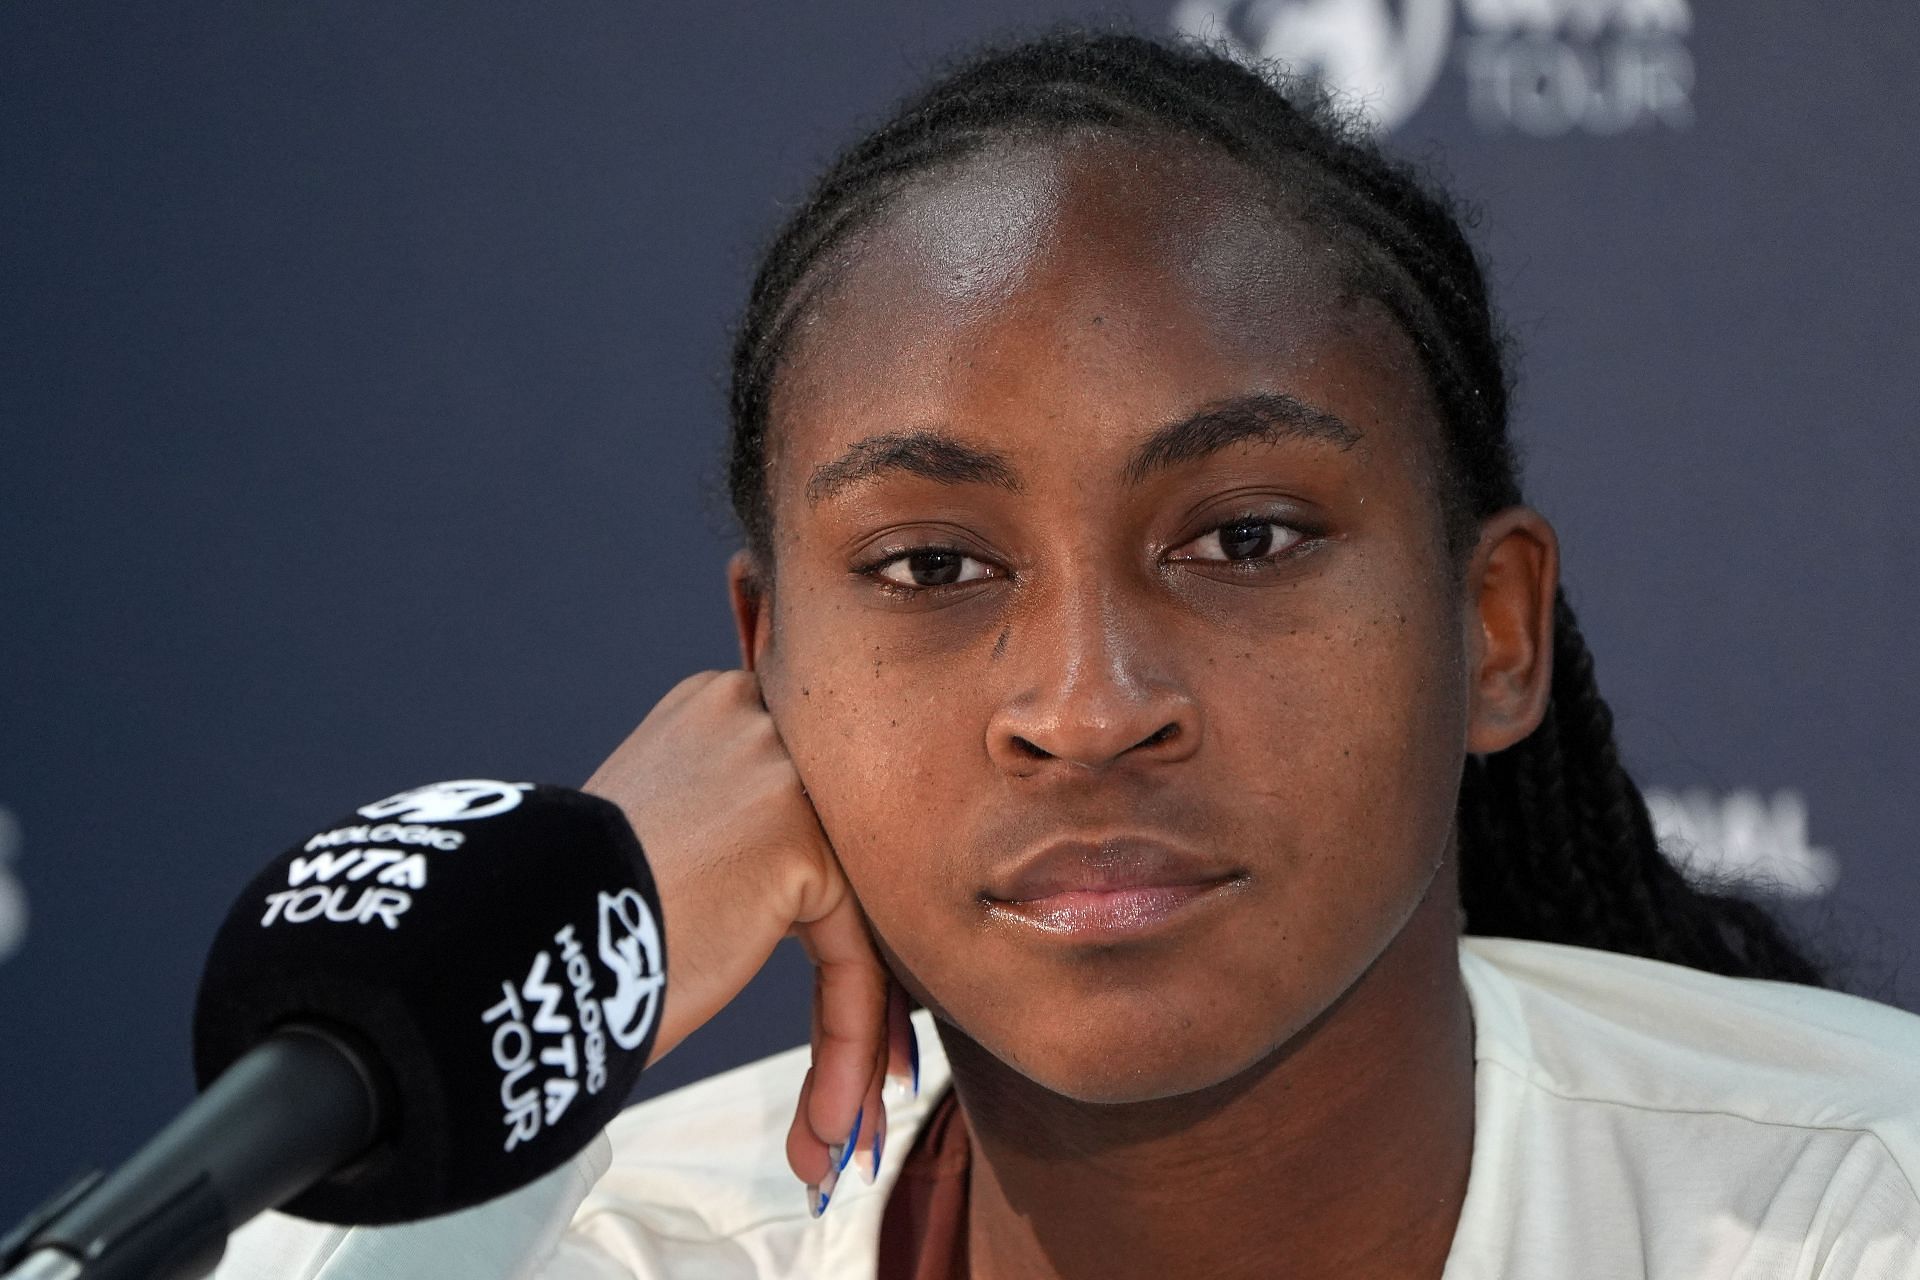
[985,578,1202,777]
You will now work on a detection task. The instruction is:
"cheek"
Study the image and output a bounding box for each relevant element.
[1235,566,1468,869]
[760,609,986,901]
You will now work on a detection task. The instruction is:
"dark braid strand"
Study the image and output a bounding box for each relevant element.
[1459,593,1825,984]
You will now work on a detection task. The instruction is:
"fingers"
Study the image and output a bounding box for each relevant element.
[784,1069,827,1216]
[885,980,919,1100]
[787,891,891,1214]
[589,667,905,1215]
[853,1068,886,1186]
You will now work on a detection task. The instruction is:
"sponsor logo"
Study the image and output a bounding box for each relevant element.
[1172,0,1453,132]
[260,827,447,933]
[0,807,24,965]
[305,823,465,852]
[1646,787,1838,898]
[259,881,413,929]
[286,846,430,890]
[483,915,630,1152]
[1170,0,1695,136]
[1457,0,1693,136]
[357,780,533,824]
[597,888,665,1052]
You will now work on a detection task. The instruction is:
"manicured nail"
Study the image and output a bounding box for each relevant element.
[909,1028,921,1098]
[859,1119,885,1185]
[812,1109,863,1216]
[820,1156,843,1212]
[831,1109,863,1175]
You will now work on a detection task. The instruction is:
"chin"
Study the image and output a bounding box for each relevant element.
[1019,1054,1252,1107]
[930,978,1303,1108]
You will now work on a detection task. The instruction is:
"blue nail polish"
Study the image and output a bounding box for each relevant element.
[872,1126,885,1175]
[837,1109,862,1173]
[909,1029,921,1098]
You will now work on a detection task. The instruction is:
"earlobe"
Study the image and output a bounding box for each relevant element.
[726,550,773,673]
[1463,508,1559,755]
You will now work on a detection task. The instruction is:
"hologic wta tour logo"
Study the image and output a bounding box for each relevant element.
[259,821,460,930]
[1170,0,1695,136]
[482,887,665,1152]
[255,780,533,933]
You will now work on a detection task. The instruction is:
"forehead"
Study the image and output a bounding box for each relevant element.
[767,131,1434,498]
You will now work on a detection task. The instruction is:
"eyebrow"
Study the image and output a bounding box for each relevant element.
[803,392,1360,506]
[1122,392,1361,484]
[805,431,1022,506]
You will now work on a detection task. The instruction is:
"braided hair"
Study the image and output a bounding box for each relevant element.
[724,31,1825,986]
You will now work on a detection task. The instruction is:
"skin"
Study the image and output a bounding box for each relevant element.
[591,131,1557,1278]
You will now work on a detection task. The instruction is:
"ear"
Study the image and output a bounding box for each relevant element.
[726,550,774,673]
[1462,507,1559,754]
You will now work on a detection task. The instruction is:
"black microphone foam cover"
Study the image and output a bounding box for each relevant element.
[192,781,666,1224]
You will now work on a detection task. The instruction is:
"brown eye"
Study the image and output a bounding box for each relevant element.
[874,548,993,589]
[1169,518,1304,564]
[1217,519,1273,560]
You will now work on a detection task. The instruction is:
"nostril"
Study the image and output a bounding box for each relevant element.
[1011,735,1051,760]
[1138,723,1179,749]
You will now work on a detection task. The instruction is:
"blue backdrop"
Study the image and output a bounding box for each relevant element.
[4,0,1915,1221]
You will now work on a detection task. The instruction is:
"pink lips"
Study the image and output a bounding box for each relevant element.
[983,838,1241,939]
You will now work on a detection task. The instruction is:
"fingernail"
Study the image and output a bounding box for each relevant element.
[859,1119,885,1185]
[813,1109,863,1215]
[833,1109,863,1175]
[820,1158,842,1213]
[909,1028,921,1098]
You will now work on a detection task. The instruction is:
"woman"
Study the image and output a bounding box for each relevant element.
[221,30,1920,1280]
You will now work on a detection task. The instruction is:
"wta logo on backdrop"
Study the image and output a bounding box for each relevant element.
[1646,788,1839,899]
[1170,0,1695,136]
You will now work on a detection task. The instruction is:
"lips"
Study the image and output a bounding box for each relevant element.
[982,837,1243,938]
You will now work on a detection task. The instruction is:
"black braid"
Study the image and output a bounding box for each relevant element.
[724,30,1826,986]
[1459,594,1825,984]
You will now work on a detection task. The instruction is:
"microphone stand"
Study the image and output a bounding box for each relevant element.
[0,1028,381,1280]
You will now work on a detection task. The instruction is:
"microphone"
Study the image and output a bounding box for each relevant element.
[1,780,667,1280]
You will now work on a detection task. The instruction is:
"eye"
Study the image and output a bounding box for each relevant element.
[870,547,996,589]
[1169,517,1305,564]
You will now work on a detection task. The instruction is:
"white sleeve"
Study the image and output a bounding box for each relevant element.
[211,1131,635,1280]
[1807,1139,1920,1280]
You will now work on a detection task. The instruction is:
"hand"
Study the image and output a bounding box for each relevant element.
[583,670,912,1209]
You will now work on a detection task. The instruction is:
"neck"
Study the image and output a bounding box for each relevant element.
[940,880,1475,1280]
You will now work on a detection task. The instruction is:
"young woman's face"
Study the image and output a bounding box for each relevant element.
[747,135,1478,1103]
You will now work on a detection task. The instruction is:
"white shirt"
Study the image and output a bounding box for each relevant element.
[217,937,1920,1278]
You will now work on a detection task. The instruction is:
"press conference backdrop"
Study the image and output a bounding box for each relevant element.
[3,0,1915,1220]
